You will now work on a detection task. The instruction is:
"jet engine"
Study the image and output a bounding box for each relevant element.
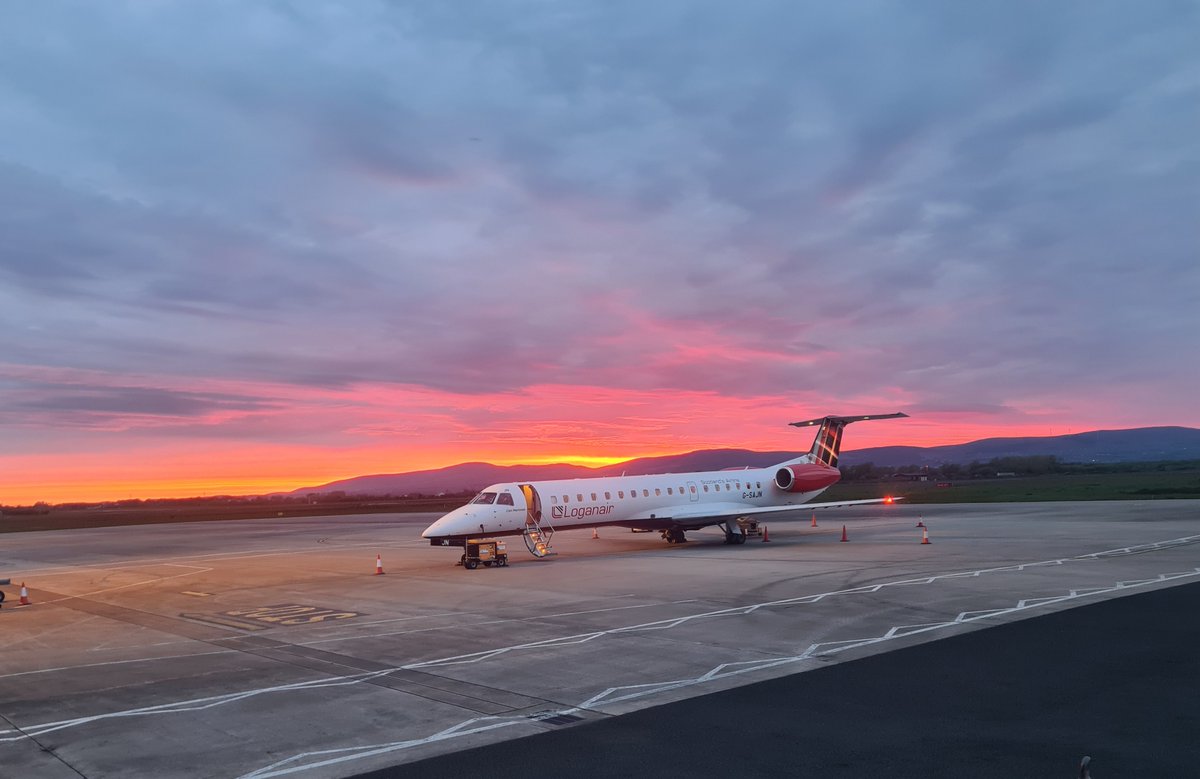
[774,464,840,493]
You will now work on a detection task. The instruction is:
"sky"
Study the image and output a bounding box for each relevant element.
[1,1,1197,504]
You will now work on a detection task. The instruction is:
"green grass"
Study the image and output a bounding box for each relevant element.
[823,470,1200,503]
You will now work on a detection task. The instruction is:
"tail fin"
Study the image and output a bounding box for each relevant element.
[789,413,909,467]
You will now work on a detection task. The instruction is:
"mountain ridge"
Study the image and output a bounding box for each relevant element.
[292,426,1200,496]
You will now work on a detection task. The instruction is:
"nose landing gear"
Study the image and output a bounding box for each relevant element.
[661,527,688,544]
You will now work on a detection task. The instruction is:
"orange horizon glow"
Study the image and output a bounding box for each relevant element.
[4,372,1190,506]
[0,422,1142,506]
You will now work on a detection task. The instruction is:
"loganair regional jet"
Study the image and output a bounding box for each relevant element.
[422,413,908,560]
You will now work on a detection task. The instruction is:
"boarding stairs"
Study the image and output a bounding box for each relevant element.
[523,514,556,558]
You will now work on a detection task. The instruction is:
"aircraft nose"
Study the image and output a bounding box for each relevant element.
[421,508,465,538]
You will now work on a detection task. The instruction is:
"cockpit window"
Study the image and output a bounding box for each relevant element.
[470,492,497,505]
[497,492,514,506]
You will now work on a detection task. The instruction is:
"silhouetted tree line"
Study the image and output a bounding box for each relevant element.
[2,489,481,512]
[840,457,1200,482]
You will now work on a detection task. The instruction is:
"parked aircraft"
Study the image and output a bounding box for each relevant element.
[422,413,907,559]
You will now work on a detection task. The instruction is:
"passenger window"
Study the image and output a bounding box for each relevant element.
[591,492,597,501]
[703,485,709,492]
[655,488,661,496]
[551,495,558,504]
[642,489,649,497]
[564,495,569,503]
[497,493,514,506]
[577,494,584,502]
[667,487,673,495]
[690,485,696,493]
[618,491,625,499]
[605,491,611,500]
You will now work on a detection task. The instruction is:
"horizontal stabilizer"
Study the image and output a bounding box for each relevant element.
[789,412,909,428]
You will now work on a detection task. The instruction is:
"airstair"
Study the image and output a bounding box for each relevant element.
[519,484,556,558]
[523,519,556,557]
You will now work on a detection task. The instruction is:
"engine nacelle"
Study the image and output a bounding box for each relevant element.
[774,464,841,493]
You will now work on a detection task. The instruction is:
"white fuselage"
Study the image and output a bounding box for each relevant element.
[421,455,832,541]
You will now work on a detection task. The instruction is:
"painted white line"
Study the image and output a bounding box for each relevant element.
[293,601,694,647]
[0,668,400,744]
[574,570,1200,710]
[4,541,419,577]
[241,566,1200,778]
[0,651,237,680]
[311,611,481,629]
[5,533,1198,767]
[39,567,214,604]
[275,595,648,640]
[295,618,582,646]
[539,599,697,619]
[237,715,540,779]
[402,534,1200,668]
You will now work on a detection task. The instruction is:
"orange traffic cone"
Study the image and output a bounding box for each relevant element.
[921,527,931,545]
[762,526,771,542]
[19,582,31,606]
[916,519,925,528]
[811,513,818,528]
[840,525,848,542]
[374,554,385,575]
[592,527,599,539]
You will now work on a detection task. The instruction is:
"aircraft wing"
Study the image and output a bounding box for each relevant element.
[647,496,903,527]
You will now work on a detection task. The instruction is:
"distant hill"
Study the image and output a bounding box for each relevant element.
[292,426,1200,496]
[293,450,797,497]
[839,426,1200,467]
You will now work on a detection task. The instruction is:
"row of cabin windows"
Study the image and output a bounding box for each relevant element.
[549,481,763,504]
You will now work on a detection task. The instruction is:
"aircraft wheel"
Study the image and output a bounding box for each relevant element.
[465,559,479,570]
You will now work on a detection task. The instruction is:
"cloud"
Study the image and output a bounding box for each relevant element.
[0,1,1196,500]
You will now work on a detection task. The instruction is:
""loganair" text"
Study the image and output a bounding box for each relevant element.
[552,504,615,520]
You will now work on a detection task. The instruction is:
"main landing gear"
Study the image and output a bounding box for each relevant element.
[661,527,688,544]
[721,521,748,545]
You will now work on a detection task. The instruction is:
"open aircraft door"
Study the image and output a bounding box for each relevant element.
[519,484,541,523]
[518,484,555,558]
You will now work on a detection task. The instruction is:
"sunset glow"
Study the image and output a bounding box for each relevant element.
[3,372,1189,504]
[2,4,1195,506]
